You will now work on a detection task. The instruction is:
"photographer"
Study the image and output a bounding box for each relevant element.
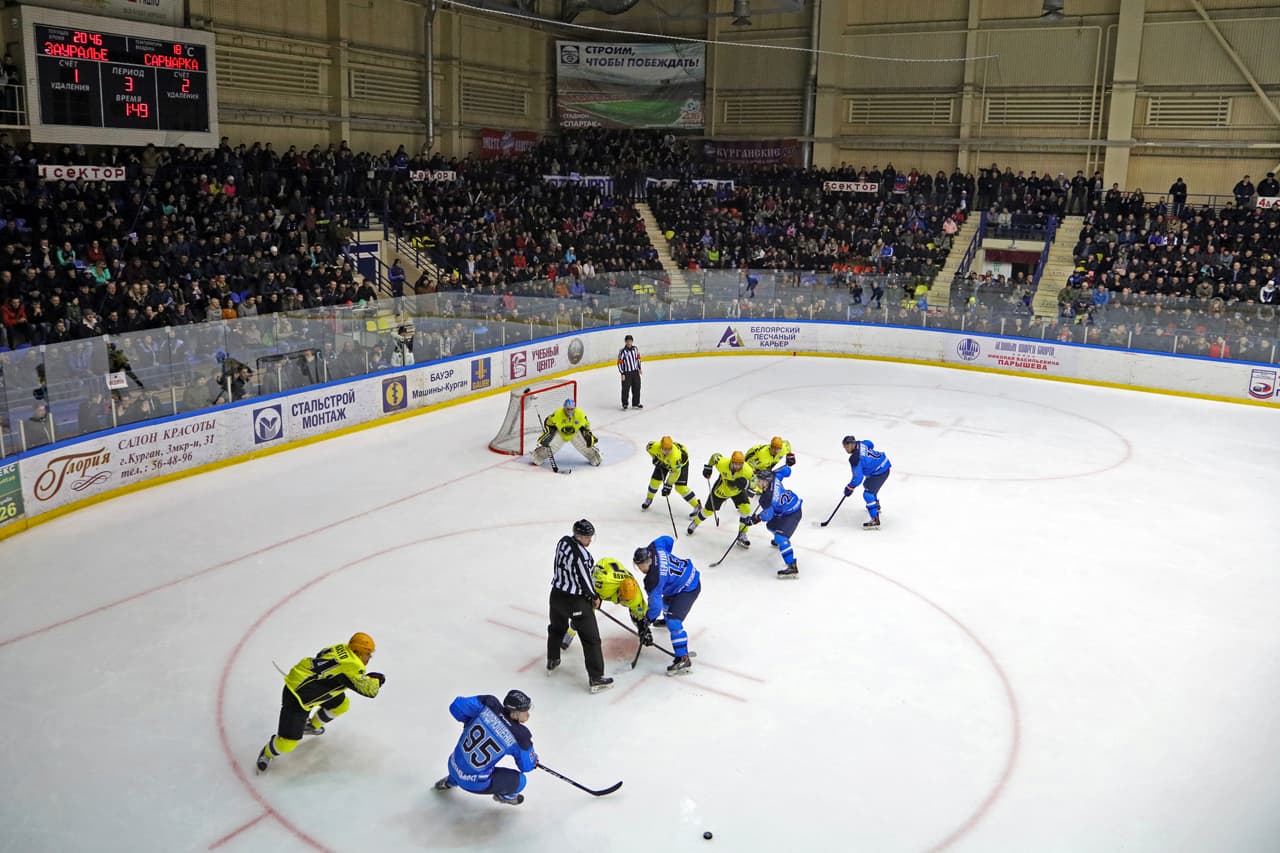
[390,325,415,367]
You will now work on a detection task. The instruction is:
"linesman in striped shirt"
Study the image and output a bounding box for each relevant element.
[546,519,614,693]
[618,334,642,410]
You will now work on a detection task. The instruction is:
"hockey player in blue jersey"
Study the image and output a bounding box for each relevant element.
[843,435,891,529]
[434,689,537,805]
[633,537,702,676]
[747,466,804,578]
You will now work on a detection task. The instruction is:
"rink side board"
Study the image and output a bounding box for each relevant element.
[3,320,1276,540]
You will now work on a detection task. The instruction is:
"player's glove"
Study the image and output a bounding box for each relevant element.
[747,513,761,526]
[635,619,654,647]
[843,484,856,497]
[581,427,595,445]
[785,452,796,466]
[368,672,386,685]
[702,465,712,479]
[661,482,672,497]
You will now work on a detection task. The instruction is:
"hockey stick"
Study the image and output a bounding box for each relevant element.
[597,607,693,661]
[531,400,571,475]
[629,641,644,670]
[708,532,738,568]
[665,495,679,539]
[536,762,622,797]
[816,494,849,527]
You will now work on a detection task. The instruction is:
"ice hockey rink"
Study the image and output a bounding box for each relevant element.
[2,353,1279,853]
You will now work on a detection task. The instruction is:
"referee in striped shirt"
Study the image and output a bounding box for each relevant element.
[618,334,642,410]
[547,519,613,692]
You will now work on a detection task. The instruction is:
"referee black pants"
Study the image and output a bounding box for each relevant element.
[621,371,641,406]
[547,589,604,680]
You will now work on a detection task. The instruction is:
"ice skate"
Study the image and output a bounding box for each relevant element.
[688,503,702,518]
[633,403,643,409]
[687,518,700,535]
[433,777,454,791]
[777,561,799,580]
[641,497,652,510]
[589,676,615,694]
[255,750,271,774]
[666,655,692,676]
[735,532,751,549]
[493,793,525,806]
[546,657,561,674]
[863,517,881,530]
[302,717,325,736]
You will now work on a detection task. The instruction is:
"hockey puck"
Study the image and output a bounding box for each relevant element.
[703,831,713,840]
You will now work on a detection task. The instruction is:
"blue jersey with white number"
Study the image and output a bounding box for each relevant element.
[447,694,537,791]
[643,536,700,621]
[757,465,802,522]
[848,440,891,488]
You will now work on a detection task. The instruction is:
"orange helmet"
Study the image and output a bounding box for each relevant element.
[770,436,784,452]
[729,451,745,469]
[660,436,674,452]
[348,632,376,658]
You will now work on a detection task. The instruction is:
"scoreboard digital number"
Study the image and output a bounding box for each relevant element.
[35,24,210,132]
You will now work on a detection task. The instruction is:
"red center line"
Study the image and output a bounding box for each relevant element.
[208,811,269,849]
[485,618,544,640]
[673,678,748,704]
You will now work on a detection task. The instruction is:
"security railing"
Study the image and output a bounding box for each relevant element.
[3,273,1276,459]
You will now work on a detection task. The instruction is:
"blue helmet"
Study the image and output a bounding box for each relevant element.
[564,398,576,409]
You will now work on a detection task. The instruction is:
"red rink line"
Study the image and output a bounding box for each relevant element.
[484,618,544,640]
[208,811,269,849]
[0,458,514,650]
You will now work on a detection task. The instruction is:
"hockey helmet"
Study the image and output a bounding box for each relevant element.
[729,450,745,470]
[563,398,576,410]
[753,469,774,491]
[842,435,857,447]
[660,435,674,452]
[633,546,654,565]
[770,436,784,452]
[347,632,376,658]
[573,518,595,537]
[503,689,532,714]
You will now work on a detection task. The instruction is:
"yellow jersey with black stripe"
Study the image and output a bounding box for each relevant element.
[592,558,647,622]
[285,643,381,709]
[745,439,791,472]
[646,439,689,471]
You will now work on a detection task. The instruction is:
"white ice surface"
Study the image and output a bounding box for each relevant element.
[2,355,1279,853]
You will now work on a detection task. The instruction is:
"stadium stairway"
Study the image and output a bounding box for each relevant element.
[929,214,979,313]
[635,201,692,301]
[1032,214,1085,319]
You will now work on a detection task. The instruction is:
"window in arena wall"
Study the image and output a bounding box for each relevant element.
[216,46,326,96]
[461,77,529,118]
[845,94,954,126]
[349,65,424,104]
[983,94,1094,126]
[720,95,804,127]
[1143,95,1232,129]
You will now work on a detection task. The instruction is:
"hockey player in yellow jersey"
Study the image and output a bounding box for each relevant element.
[640,435,703,516]
[744,436,796,473]
[688,451,757,548]
[256,632,385,773]
[530,398,602,468]
[561,557,652,650]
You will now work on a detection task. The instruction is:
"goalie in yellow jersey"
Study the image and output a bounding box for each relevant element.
[688,450,757,549]
[530,398,602,468]
[255,632,385,773]
[560,557,653,650]
[745,436,796,473]
[640,435,703,516]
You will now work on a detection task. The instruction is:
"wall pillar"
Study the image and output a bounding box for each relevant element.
[1103,0,1145,189]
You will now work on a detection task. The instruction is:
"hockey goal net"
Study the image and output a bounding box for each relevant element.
[488,379,578,455]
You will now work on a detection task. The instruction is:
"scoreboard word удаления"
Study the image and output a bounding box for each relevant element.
[35,24,209,132]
